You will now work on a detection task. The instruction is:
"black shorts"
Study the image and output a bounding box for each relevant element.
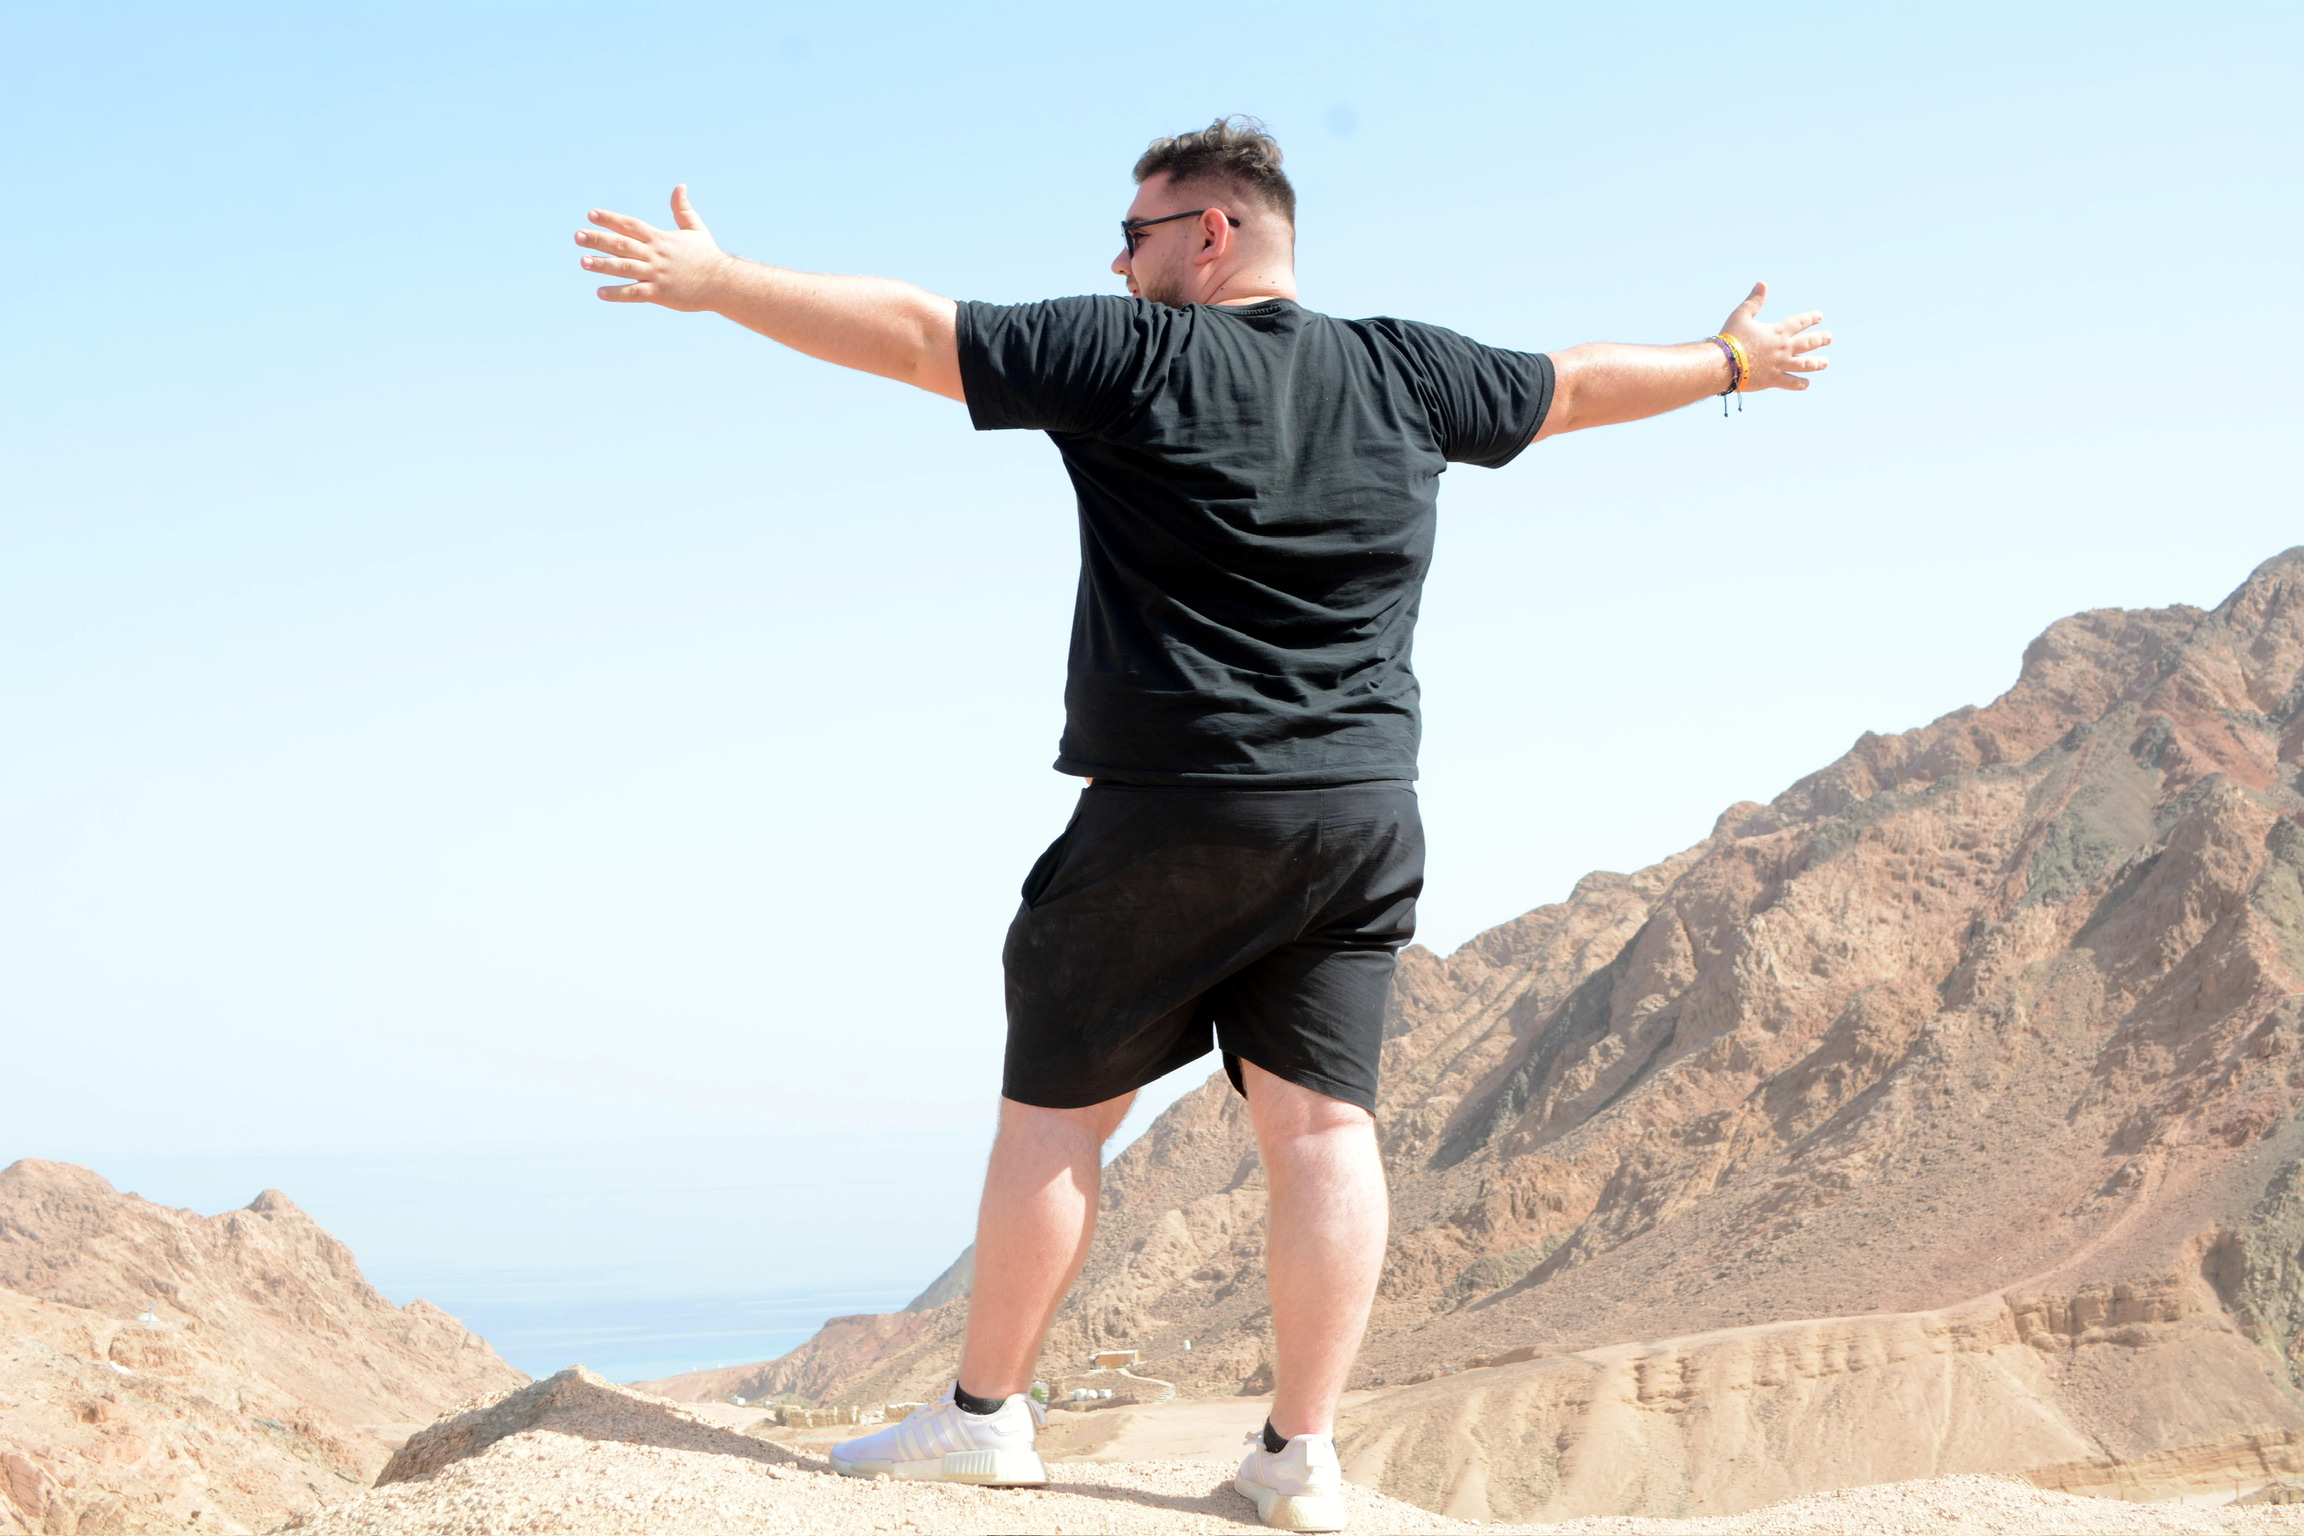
[1001,780,1423,1114]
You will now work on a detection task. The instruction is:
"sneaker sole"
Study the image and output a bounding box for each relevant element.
[830,1448,1047,1486]
[1235,1476,1347,1532]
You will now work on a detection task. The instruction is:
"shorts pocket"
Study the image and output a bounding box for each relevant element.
[1019,826,1076,910]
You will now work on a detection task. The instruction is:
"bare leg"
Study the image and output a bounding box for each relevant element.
[1243,1059,1389,1438]
[956,1093,1134,1398]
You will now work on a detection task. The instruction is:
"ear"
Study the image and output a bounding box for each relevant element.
[1190,207,1233,268]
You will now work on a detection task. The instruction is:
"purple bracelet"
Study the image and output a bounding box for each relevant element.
[1708,335,1744,416]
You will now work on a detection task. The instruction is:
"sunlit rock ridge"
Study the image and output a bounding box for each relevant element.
[648,549,2304,1520]
[0,1159,523,1533]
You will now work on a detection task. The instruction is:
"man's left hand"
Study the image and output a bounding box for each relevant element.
[1719,281,1832,390]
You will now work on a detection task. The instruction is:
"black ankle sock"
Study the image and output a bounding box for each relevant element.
[1262,1419,1287,1454]
[953,1381,1003,1415]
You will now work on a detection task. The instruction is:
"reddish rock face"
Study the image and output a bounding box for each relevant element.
[694,548,2304,1515]
[0,1159,524,1534]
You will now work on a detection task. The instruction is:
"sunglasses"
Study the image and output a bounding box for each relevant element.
[1120,208,1243,255]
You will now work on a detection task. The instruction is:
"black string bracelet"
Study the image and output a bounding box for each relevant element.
[1708,334,1747,416]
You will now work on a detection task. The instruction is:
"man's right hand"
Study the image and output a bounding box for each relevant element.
[575,185,734,312]
[573,185,963,400]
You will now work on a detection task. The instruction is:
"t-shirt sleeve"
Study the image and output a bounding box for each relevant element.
[955,296,1152,435]
[1387,321,1556,469]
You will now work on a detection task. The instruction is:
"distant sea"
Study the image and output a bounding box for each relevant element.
[68,1078,1206,1384]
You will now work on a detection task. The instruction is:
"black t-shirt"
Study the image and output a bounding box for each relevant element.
[957,295,1552,785]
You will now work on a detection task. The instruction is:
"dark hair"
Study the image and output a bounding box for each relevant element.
[1133,115,1296,226]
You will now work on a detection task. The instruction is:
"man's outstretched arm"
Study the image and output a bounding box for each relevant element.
[576,187,965,402]
[1536,282,1830,440]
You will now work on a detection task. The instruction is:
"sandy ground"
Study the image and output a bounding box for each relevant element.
[1030,1392,1393,1463]
[291,1377,2304,1535]
[289,1434,2304,1536]
[729,1389,1388,1465]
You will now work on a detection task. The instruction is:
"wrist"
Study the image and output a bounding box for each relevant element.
[670,251,738,314]
[1709,332,1751,393]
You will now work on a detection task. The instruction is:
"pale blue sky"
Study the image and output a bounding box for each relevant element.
[7,2,2300,1176]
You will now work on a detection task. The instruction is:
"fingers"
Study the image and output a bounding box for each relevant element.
[588,206,660,241]
[1786,355,1830,372]
[1791,328,1833,354]
[1736,279,1767,318]
[670,183,706,232]
[596,282,657,303]
[574,228,647,260]
[1775,309,1825,335]
[579,253,650,279]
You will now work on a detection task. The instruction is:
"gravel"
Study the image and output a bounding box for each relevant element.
[284,1433,2304,1536]
[286,1366,2304,1535]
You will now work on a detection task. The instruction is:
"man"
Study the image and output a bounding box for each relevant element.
[577,117,1828,1532]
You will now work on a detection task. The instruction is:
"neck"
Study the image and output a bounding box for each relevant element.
[1201,265,1298,307]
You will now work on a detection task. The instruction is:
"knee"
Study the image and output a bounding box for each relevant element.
[1243,1067,1375,1145]
[1286,1100,1375,1141]
[998,1093,1134,1148]
[1256,1106,1379,1171]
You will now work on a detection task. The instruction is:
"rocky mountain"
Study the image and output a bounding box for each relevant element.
[646,547,2304,1521]
[0,1159,524,1534]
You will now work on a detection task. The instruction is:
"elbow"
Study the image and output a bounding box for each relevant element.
[911,298,967,402]
[1535,349,1590,441]
[910,329,967,402]
[1536,376,1579,441]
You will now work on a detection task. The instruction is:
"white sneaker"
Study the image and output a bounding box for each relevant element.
[1236,1429,1348,1531]
[828,1390,1047,1485]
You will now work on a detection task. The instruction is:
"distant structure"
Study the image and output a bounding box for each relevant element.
[1063,1346,1175,1406]
[765,1401,924,1429]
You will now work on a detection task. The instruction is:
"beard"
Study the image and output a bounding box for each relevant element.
[1126,260,1193,308]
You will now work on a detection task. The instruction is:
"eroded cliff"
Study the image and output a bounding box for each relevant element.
[653,548,2304,1519]
[0,1159,524,1534]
